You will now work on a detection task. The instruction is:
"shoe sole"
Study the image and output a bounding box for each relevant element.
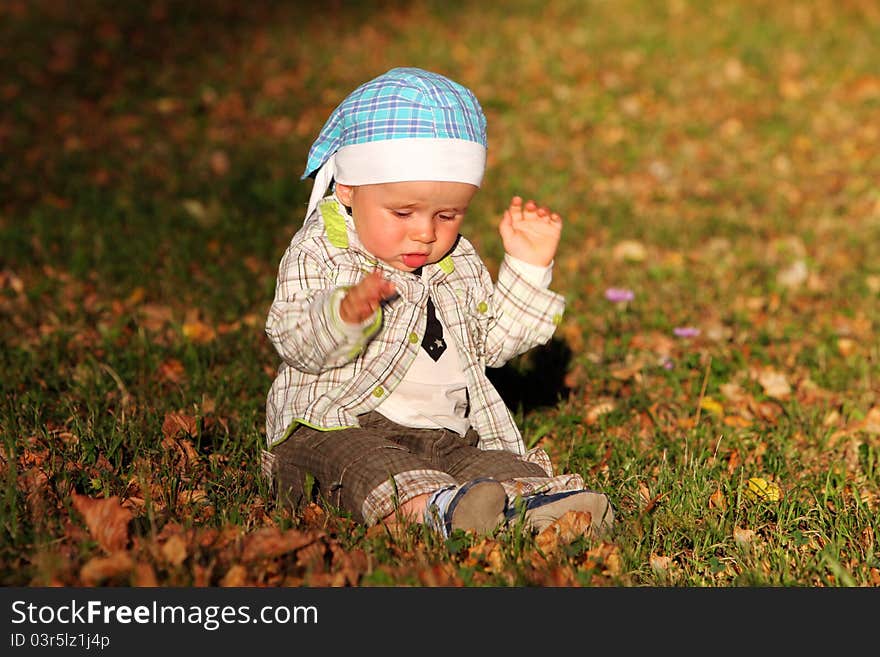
[448,479,507,535]
[522,491,614,535]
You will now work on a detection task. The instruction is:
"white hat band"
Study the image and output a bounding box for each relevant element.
[334,138,486,187]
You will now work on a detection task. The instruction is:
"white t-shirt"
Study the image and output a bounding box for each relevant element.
[376,254,552,435]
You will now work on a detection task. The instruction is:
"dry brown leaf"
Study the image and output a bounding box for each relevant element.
[241,527,324,561]
[138,303,174,331]
[157,358,186,384]
[610,356,647,381]
[586,543,622,576]
[192,564,213,587]
[709,488,727,510]
[585,399,615,424]
[468,539,505,573]
[301,503,326,527]
[612,239,647,262]
[161,534,188,567]
[535,510,593,554]
[859,527,874,553]
[133,562,158,587]
[650,554,672,573]
[220,564,248,587]
[723,415,752,428]
[418,563,460,587]
[182,319,216,343]
[80,552,134,586]
[734,526,756,548]
[295,542,326,570]
[161,412,199,440]
[755,368,792,399]
[330,544,367,587]
[72,494,132,553]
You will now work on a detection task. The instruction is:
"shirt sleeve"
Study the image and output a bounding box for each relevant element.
[503,253,553,289]
[481,255,565,367]
[265,244,381,374]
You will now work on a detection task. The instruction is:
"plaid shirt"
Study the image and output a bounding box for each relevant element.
[264,195,565,456]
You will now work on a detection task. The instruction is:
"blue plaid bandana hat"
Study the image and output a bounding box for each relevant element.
[302,67,488,220]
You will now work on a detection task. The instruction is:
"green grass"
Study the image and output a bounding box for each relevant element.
[1,0,879,586]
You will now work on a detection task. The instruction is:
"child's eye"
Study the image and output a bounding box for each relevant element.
[438,213,459,222]
[392,210,411,218]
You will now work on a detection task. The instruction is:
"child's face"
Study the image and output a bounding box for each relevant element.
[335,181,478,272]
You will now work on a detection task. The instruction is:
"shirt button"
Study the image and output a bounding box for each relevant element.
[409,332,419,344]
[372,386,385,397]
[477,301,488,313]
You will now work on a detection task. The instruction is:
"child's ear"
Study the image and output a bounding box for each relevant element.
[335,183,354,206]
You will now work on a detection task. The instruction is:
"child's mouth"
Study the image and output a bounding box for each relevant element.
[401,253,428,268]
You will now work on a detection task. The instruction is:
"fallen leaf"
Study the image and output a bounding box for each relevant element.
[161,534,188,566]
[182,319,216,343]
[535,510,593,554]
[137,303,174,331]
[585,399,615,424]
[220,564,248,587]
[776,260,808,289]
[157,358,186,384]
[295,542,326,570]
[301,503,326,527]
[161,412,198,440]
[80,552,134,585]
[612,239,647,262]
[699,397,724,415]
[418,563,459,587]
[72,494,132,553]
[650,554,672,573]
[745,477,782,502]
[709,488,726,510]
[837,338,857,357]
[755,369,792,399]
[133,562,158,587]
[733,526,756,548]
[241,527,324,561]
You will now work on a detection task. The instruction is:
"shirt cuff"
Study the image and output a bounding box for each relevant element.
[503,253,553,289]
[328,287,381,338]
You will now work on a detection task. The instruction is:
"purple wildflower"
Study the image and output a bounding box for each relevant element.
[605,287,635,303]
[673,326,700,338]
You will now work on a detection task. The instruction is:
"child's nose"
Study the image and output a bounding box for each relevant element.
[410,217,436,243]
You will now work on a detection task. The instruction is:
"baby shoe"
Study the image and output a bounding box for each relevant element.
[426,477,507,538]
[506,489,614,537]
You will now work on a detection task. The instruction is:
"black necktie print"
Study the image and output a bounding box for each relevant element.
[422,297,447,361]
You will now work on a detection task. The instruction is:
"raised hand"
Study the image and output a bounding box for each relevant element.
[339,269,397,324]
[498,196,563,267]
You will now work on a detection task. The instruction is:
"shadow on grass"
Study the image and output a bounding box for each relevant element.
[487,337,572,415]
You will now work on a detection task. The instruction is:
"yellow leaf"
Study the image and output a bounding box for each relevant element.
[182,320,216,343]
[699,397,724,415]
[745,477,782,502]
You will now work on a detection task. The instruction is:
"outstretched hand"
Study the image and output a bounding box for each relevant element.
[339,269,396,324]
[498,196,563,267]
